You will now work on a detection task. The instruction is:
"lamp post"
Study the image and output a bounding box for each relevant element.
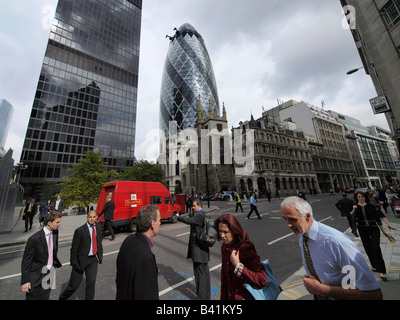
[346,66,364,75]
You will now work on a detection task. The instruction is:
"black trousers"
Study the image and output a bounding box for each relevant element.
[59,256,98,300]
[235,203,243,212]
[103,220,115,238]
[193,262,210,300]
[247,204,261,219]
[358,226,386,274]
[24,214,33,231]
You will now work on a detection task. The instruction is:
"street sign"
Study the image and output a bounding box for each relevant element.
[370,95,390,114]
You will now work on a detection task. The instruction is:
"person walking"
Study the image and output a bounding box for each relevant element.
[176,199,211,300]
[335,193,358,237]
[21,212,62,300]
[281,196,382,300]
[40,200,53,227]
[116,205,161,300]
[350,191,387,281]
[59,210,103,300]
[52,195,64,215]
[24,198,37,232]
[247,192,261,219]
[235,193,243,213]
[215,214,267,300]
[98,194,115,240]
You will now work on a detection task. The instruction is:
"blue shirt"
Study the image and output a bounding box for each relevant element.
[250,196,256,206]
[299,221,380,293]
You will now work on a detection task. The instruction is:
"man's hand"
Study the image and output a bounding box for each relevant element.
[302,274,325,295]
[21,282,31,293]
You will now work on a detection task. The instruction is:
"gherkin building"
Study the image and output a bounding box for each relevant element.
[160,23,220,136]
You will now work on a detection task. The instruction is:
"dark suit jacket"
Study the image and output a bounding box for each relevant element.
[24,202,37,218]
[99,200,115,221]
[116,232,159,300]
[70,222,103,272]
[335,197,354,217]
[52,199,64,213]
[177,209,210,263]
[21,229,62,287]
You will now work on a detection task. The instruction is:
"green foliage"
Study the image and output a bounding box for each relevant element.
[58,150,118,208]
[119,160,165,183]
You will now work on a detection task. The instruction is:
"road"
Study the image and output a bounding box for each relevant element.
[0,194,349,300]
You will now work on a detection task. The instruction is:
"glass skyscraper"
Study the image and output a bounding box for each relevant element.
[20,0,142,199]
[160,23,220,136]
[0,99,13,153]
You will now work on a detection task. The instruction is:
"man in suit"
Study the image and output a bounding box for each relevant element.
[176,198,210,300]
[53,195,65,215]
[335,193,358,237]
[116,205,161,300]
[59,210,103,300]
[21,212,62,300]
[98,194,115,240]
[24,198,37,232]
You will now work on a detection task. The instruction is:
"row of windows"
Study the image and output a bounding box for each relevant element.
[382,0,400,28]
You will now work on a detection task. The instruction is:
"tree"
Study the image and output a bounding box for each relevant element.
[58,150,118,211]
[119,160,165,183]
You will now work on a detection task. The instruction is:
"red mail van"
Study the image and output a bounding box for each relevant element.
[96,181,182,232]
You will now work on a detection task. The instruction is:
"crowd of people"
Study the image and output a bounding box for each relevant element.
[20,187,396,300]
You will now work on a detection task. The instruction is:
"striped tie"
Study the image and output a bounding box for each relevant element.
[303,235,327,300]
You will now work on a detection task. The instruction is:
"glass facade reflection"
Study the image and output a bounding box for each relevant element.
[160,23,220,136]
[20,0,142,198]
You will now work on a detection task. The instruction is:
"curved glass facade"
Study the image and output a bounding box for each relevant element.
[160,23,220,136]
[20,0,142,199]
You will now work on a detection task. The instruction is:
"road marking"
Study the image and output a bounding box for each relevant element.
[176,232,190,237]
[159,263,222,296]
[268,216,332,245]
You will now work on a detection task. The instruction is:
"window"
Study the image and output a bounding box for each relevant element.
[150,196,162,204]
[382,0,400,28]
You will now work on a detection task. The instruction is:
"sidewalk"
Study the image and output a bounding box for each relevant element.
[278,217,400,300]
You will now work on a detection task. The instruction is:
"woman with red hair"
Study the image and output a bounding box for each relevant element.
[215,214,267,300]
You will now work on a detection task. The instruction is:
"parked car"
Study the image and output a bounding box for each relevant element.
[354,187,371,193]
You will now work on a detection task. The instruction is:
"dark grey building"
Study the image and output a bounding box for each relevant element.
[20,0,142,200]
[160,23,220,137]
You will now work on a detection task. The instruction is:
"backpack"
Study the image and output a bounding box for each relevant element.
[197,214,217,247]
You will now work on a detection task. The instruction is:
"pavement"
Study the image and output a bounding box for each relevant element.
[1,201,399,300]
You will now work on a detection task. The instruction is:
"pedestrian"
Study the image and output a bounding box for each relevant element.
[23,198,37,232]
[335,193,358,237]
[247,192,261,219]
[385,188,397,215]
[215,214,267,300]
[266,190,271,203]
[98,194,115,240]
[52,195,64,215]
[235,192,243,213]
[176,199,211,300]
[281,196,382,300]
[59,210,103,300]
[369,191,396,231]
[21,212,62,300]
[40,200,53,227]
[350,191,387,281]
[116,205,161,300]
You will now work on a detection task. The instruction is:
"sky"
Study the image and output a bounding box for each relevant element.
[0,0,390,164]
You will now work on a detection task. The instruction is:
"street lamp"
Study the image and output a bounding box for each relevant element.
[346,66,364,75]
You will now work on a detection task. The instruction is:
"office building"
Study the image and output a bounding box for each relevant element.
[20,0,142,200]
[341,0,400,150]
[160,23,220,137]
[0,99,13,155]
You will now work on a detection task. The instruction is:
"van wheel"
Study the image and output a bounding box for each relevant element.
[169,212,178,223]
[128,219,136,232]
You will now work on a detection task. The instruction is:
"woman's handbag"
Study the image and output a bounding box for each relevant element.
[244,259,282,300]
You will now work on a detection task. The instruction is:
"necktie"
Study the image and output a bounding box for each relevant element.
[303,235,327,300]
[47,232,53,269]
[91,224,97,255]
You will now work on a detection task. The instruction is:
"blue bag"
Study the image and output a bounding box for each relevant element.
[244,259,282,300]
